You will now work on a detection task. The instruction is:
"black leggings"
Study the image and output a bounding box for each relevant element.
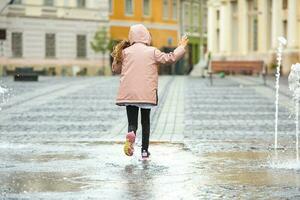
[126,105,150,152]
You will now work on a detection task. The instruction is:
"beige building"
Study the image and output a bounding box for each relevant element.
[207,0,300,75]
[0,0,109,76]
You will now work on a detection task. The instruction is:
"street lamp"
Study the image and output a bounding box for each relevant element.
[0,0,15,14]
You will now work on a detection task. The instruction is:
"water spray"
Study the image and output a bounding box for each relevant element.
[288,63,300,161]
[0,85,8,110]
[274,36,287,150]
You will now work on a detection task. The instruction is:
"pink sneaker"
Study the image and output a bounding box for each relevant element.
[123,131,136,156]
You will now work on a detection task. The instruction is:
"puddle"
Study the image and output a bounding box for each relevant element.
[1,142,300,199]
[202,150,300,187]
[15,153,88,163]
[205,151,269,160]
[215,169,300,186]
[0,172,85,194]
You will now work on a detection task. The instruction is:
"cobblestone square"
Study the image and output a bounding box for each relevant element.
[1,76,300,199]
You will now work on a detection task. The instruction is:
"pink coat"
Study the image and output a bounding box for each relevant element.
[112,24,185,106]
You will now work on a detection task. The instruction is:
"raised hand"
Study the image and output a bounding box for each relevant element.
[179,34,189,47]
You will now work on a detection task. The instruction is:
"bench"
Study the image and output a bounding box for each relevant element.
[14,67,39,81]
[208,60,266,86]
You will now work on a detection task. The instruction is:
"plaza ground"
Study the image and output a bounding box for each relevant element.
[0,75,300,199]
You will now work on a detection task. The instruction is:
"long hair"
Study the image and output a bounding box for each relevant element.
[111,40,131,64]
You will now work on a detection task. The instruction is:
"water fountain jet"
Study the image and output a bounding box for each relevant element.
[0,85,8,110]
[288,63,300,161]
[274,36,287,150]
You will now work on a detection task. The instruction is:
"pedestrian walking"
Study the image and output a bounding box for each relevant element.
[111,24,188,160]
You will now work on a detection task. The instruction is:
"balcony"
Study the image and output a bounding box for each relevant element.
[58,7,108,21]
[6,5,25,17]
[41,6,57,18]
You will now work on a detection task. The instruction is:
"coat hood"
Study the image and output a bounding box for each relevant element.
[128,24,151,45]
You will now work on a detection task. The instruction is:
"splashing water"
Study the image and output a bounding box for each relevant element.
[0,85,8,110]
[0,86,7,94]
[269,160,300,170]
[274,36,287,150]
[288,63,300,161]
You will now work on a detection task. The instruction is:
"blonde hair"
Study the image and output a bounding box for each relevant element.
[111,40,131,64]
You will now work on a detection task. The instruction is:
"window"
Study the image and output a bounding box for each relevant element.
[283,0,288,9]
[193,4,199,32]
[125,0,133,15]
[44,0,54,6]
[183,2,189,31]
[109,0,113,14]
[0,29,6,40]
[77,0,85,8]
[143,0,150,16]
[283,20,288,39]
[231,1,238,52]
[13,0,22,4]
[11,32,22,58]
[253,0,258,10]
[172,0,177,20]
[216,10,220,20]
[253,18,258,51]
[163,0,169,19]
[45,33,56,58]
[167,37,173,46]
[77,35,86,58]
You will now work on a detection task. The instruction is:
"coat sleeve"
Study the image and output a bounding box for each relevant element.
[154,45,185,65]
[111,58,122,74]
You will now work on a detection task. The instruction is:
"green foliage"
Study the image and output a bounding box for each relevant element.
[270,62,277,69]
[107,40,118,52]
[90,27,110,55]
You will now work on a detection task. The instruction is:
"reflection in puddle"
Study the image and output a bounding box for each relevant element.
[122,164,155,199]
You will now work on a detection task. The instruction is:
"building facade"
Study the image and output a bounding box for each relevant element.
[109,0,182,74]
[207,0,300,75]
[0,0,109,76]
[109,0,179,48]
[180,0,207,73]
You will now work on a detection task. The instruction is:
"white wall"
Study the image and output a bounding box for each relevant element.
[4,17,105,60]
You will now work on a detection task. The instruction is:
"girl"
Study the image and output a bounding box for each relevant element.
[111,24,188,159]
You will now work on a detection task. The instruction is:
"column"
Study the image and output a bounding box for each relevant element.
[207,2,217,53]
[271,0,283,49]
[287,0,298,49]
[219,1,232,55]
[238,0,248,54]
[258,0,268,52]
[282,0,299,75]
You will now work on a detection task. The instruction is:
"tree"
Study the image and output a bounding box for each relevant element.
[90,27,110,74]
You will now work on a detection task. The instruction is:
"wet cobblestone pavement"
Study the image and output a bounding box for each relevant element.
[0,76,300,199]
